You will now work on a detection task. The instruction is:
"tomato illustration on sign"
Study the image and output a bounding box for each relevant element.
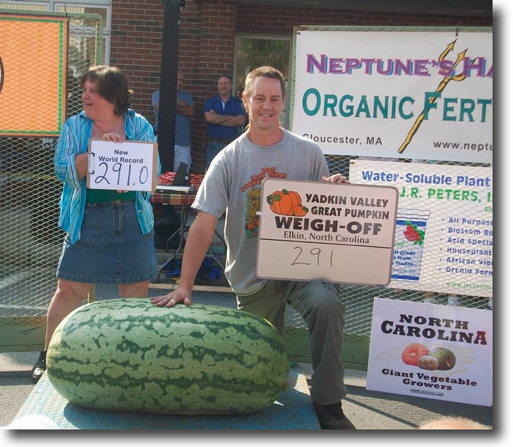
[267,189,308,217]
[403,220,425,245]
[401,343,430,366]
[401,343,456,371]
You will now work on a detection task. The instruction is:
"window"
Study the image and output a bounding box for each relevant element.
[0,1,48,11]
[0,0,110,65]
[234,34,292,127]
[56,3,110,68]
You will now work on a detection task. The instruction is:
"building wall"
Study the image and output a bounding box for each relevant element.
[110,0,492,173]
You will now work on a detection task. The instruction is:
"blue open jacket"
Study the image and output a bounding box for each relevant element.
[54,109,161,244]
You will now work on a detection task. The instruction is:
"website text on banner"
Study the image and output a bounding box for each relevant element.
[292,28,492,164]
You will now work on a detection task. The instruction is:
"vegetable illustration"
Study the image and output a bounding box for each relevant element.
[245,188,261,238]
[401,344,457,371]
[291,204,308,217]
[403,220,425,245]
[401,343,430,366]
[267,189,308,216]
[429,347,456,371]
[417,355,439,371]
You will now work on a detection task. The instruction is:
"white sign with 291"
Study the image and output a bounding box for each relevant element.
[87,139,158,192]
[256,178,398,286]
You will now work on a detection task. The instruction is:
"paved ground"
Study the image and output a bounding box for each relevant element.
[0,349,494,430]
[1,286,495,433]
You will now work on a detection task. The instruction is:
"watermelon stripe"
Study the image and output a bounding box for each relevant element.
[47,299,290,415]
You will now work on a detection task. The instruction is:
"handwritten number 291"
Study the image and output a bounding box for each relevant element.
[292,246,333,267]
[94,162,149,187]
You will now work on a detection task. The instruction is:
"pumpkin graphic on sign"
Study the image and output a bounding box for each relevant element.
[266,189,308,217]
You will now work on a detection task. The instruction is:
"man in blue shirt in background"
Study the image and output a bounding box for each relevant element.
[204,75,246,169]
[152,71,194,172]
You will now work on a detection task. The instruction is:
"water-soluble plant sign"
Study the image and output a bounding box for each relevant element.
[257,178,398,286]
[46,299,290,415]
[87,139,158,192]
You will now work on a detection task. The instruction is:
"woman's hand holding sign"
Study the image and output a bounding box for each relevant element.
[102,132,128,192]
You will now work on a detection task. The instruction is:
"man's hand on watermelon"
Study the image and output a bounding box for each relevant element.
[151,286,192,307]
[151,211,218,308]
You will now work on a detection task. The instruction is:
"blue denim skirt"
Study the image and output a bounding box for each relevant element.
[57,200,159,284]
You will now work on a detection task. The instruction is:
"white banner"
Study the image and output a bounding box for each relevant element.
[367,298,492,407]
[350,160,492,297]
[292,28,493,163]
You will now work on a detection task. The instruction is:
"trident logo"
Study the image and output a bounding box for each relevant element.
[398,40,469,155]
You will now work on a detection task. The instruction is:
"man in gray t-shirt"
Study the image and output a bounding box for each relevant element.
[152,66,355,430]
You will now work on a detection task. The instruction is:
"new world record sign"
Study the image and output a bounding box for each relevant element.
[87,139,158,192]
[256,178,398,285]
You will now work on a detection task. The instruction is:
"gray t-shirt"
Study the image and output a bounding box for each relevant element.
[192,129,329,296]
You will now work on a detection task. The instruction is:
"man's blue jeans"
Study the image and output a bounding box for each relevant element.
[205,141,227,170]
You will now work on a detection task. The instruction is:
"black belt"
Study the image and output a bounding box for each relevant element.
[208,138,233,145]
[86,199,135,207]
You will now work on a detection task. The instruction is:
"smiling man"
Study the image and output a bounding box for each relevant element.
[151,66,354,430]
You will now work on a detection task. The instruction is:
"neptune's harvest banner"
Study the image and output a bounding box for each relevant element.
[0,13,68,136]
[291,27,492,164]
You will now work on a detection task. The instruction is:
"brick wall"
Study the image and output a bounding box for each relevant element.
[110,0,492,173]
[110,0,164,126]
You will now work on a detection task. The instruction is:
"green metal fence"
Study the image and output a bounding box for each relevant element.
[0,9,103,351]
[285,155,492,370]
[0,11,492,372]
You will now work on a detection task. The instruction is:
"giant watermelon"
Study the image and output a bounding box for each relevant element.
[46,298,290,415]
